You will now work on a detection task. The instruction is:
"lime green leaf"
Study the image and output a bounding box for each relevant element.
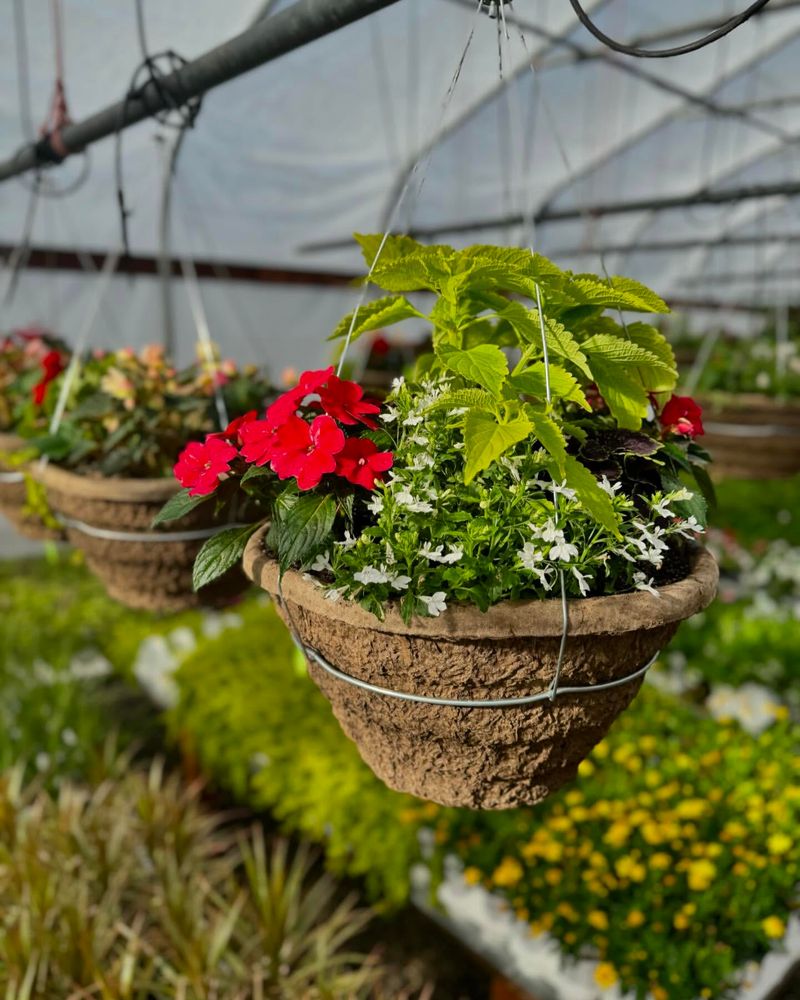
[152,488,209,527]
[437,344,509,396]
[354,232,453,270]
[193,523,259,591]
[529,411,567,470]
[623,322,678,386]
[425,388,497,415]
[560,455,621,536]
[509,363,590,409]
[582,332,675,393]
[464,410,532,483]
[588,356,650,430]
[539,316,592,379]
[568,274,669,313]
[328,295,424,342]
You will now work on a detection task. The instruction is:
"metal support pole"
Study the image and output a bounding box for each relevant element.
[0,0,404,184]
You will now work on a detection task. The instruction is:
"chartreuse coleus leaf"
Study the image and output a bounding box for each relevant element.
[425,388,498,415]
[353,234,454,293]
[582,332,676,410]
[566,274,669,313]
[328,295,424,342]
[585,355,649,430]
[558,455,621,537]
[528,410,567,471]
[464,409,532,484]
[437,344,508,396]
[508,363,590,410]
[193,523,259,591]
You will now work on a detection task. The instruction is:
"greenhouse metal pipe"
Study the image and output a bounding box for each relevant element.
[549,232,800,257]
[0,0,404,183]
[399,180,800,238]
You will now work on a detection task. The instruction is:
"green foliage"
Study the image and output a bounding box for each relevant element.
[271,492,339,575]
[0,760,383,999]
[151,487,208,526]
[193,523,259,590]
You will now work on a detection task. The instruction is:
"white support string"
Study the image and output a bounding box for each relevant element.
[48,249,120,437]
[179,255,229,429]
[60,516,247,543]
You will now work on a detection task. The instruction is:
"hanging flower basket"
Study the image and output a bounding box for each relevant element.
[699,393,800,480]
[34,463,250,612]
[0,431,64,541]
[244,527,717,809]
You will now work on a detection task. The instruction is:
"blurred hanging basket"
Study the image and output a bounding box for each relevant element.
[244,526,718,810]
[34,463,250,612]
[0,432,65,542]
[698,393,800,481]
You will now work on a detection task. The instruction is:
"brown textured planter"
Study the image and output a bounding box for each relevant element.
[0,431,65,542]
[34,464,250,612]
[698,393,800,481]
[244,527,718,809]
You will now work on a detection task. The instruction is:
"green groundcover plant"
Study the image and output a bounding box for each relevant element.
[162,237,713,619]
[30,344,273,478]
[0,759,393,999]
[166,610,800,1000]
[680,328,800,399]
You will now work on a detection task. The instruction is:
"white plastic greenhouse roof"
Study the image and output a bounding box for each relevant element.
[2,0,800,366]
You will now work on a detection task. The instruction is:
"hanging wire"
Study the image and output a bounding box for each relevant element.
[568,0,774,59]
[115,0,203,255]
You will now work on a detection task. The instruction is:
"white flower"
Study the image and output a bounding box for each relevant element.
[755,371,771,390]
[384,542,396,565]
[381,406,399,423]
[410,452,436,470]
[549,481,577,500]
[62,727,78,747]
[572,567,592,596]
[336,531,358,551]
[518,541,544,571]
[676,515,703,538]
[310,551,332,574]
[536,518,564,545]
[419,592,447,616]
[652,496,673,518]
[420,542,463,564]
[633,572,659,597]
[403,414,424,427]
[599,476,622,497]
[391,376,405,390]
[448,407,468,416]
[549,540,579,563]
[395,489,434,514]
[390,573,411,591]
[367,494,384,515]
[409,434,429,446]
[353,565,390,585]
[669,487,693,502]
[324,586,347,603]
[706,682,784,734]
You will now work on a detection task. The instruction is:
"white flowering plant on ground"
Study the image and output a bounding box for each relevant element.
[163,237,712,618]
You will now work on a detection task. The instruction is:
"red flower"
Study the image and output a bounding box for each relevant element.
[174,437,239,497]
[31,350,65,406]
[315,375,381,428]
[270,414,345,490]
[212,410,257,446]
[264,366,336,427]
[371,334,391,357]
[335,438,393,490]
[659,395,704,438]
[239,418,280,467]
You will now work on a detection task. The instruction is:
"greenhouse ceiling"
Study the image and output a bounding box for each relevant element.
[2,0,800,313]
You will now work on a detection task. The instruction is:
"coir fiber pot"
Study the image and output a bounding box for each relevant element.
[699,393,800,481]
[34,463,250,612]
[0,431,64,542]
[244,526,718,810]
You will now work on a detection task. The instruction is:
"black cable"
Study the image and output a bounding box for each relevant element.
[115,0,203,255]
[568,0,774,58]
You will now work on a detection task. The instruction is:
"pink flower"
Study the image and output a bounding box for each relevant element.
[335,438,393,490]
[174,437,238,496]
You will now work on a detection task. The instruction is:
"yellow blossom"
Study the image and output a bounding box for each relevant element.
[594,963,618,989]
[588,910,609,931]
[492,857,524,888]
[463,867,482,885]
[589,851,608,870]
[676,798,709,820]
[651,852,671,870]
[593,740,610,759]
[545,868,563,887]
[767,832,792,856]
[578,759,595,777]
[674,913,690,930]
[556,902,579,922]
[687,859,716,891]
[604,821,632,848]
[626,910,646,928]
[652,987,669,1000]
[762,916,786,939]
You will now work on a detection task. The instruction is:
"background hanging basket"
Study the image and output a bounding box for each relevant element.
[34,464,249,612]
[0,431,65,542]
[699,393,800,481]
[244,526,718,809]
